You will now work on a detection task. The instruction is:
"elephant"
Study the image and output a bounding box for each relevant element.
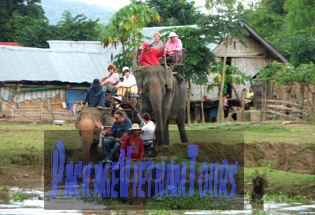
[133,65,189,147]
[74,107,114,165]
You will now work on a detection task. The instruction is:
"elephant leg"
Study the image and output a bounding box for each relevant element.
[163,119,170,145]
[176,109,189,143]
[90,143,99,164]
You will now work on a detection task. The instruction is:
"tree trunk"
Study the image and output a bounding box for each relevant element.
[186,79,192,124]
[231,83,241,105]
[132,46,137,69]
[217,38,228,122]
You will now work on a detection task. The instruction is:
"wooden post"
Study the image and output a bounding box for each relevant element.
[40,101,43,123]
[186,79,192,124]
[200,85,205,123]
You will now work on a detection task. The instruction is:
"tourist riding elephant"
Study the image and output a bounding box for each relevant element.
[134,65,189,147]
[75,107,114,165]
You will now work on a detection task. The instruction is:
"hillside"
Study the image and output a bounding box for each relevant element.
[41,0,115,25]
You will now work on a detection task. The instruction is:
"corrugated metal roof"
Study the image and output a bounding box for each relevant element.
[0,43,108,84]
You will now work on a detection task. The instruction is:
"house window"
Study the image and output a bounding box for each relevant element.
[234,41,236,49]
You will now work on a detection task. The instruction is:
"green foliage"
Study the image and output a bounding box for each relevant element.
[197,9,248,45]
[245,0,315,66]
[0,0,102,48]
[12,192,28,202]
[284,0,315,35]
[52,11,100,41]
[145,0,203,26]
[263,192,308,203]
[205,0,243,11]
[144,189,235,210]
[209,62,252,94]
[0,186,10,204]
[257,61,287,82]
[0,0,49,46]
[283,35,315,66]
[258,61,315,86]
[244,0,286,41]
[5,11,51,48]
[103,1,161,68]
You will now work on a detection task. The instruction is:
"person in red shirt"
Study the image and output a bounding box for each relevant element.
[120,123,144,159]
[139,42,164,66]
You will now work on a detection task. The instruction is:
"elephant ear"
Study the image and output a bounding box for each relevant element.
[133,69,143,83]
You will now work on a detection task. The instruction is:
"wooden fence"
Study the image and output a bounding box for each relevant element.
[264,99,309,121]
[1,98,76,124]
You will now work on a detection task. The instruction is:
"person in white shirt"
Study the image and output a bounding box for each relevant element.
[140,113,155,149]
[114,66,138,101]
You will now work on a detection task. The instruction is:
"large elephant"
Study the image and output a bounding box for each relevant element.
[134,65,189,147]
[74,107,114,165]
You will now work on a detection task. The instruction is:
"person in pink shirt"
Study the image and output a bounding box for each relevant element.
[100,64,120,93]
[139,42,164,66]
[223,94,230,119]
[164,32,183,64]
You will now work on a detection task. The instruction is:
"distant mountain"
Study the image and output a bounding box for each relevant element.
[41,0,115,25]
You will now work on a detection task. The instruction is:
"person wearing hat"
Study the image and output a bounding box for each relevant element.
[120,123,144,159]
[138,41,172,92]
[100,64,120,93]
[164,31,183,63]
[139,42,164,66]
[81,78,105,109]
[101,110,132,162]
[114,66,138,101]
[151,32,164,50]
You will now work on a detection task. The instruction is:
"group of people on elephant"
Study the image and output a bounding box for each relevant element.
[81,31,185,109]
[100,111,155,162]
[140,31,183,66]
[76,31,189,165]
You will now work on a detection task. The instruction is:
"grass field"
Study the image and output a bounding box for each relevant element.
[0,121,314,199]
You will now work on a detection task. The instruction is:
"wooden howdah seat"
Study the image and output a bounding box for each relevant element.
[136,48,186,68]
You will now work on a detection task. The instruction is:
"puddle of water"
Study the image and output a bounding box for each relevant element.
[1,187,315,215]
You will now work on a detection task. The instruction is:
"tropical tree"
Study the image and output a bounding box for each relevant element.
[244,0,286,41]
[284,0,315,36]
[6,11,51,47]
[52,11,100,41]
[197,7,248,122]
[0,0,48,45]
[102,1,160,71]
[145,0,203,26]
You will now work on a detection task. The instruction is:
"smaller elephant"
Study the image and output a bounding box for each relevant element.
[75,107,114,165]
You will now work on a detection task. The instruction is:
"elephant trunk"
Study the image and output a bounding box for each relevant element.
[80,129,95,165]
[78,116,100,165]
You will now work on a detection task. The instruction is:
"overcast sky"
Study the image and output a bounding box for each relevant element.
[69,0,206,11]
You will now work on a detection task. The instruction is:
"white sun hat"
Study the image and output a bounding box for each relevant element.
[122,66,130,72]
[168,32,178,38]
